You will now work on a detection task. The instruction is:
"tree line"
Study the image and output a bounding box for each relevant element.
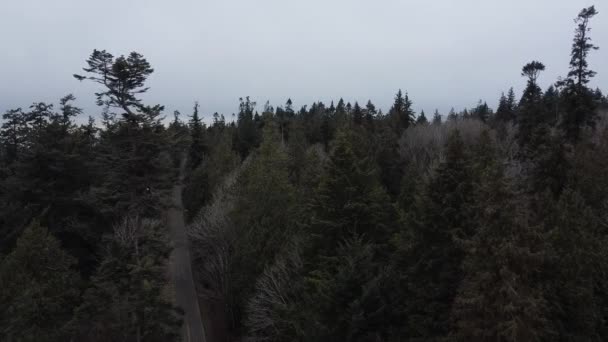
[1,5,608,342]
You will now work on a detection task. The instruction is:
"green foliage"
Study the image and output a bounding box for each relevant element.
[432,109,442,125]
[291,130,398,341]
[189,101,207,169]
[389,89,415,132]
[0,222,80,341]
[69,217,181,342]
[374,124,404,198]
[402,130,475,340]
[471,100,491,122]
[0,97,99,267]
[544,189,608,340]
[302,236,393,342]
[234,96,261,158]
[365,100,377,129]
[74,50,158,121]
[416,110,429,125]
[183,128,240,220]
[451,137,554,341]
[1,10,607,340]
[307,130,396,256]
[87,108,172,221]
[495,87,517,123]
[352,102,364,125]
[517,61,547,153]
[227,119,297,331]
[558,6,599,142]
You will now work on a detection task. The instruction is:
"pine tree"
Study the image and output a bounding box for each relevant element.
[235,96,260,158]
[397,163,423,218]
[167,110,189,166]
[309,129,396,254]
[74,50,158,122]
[495,88,517,123]
[559,6,600,142]
[447,107,458,121]
[69,217,181,341]
[472,100,491,122]
[336,98,346,116]
[461,108,471,120]
[516,61,546,153]
[303,236,394,341]
[74,50,172,221]
[276,98,293,144]
[27,102,53,130]
[0,96,100,268]
[352,102,363,125]
[364,100,376,128]
[495,92,508,119]
[416,110,429,125]
[515,62,569,195]
[374,125,403,198]
[328,100,336,114]
[229,119,297,330]
[403,130,475,340]
[0,108,27,164]
[543,85,560,125]
[545,189,608,340]
[506,87,517,114]
[432,109,442,125]
[88,103,171,220]
[189,101,206,169]
[0,222,80,341]
[299,129,397,341]
[389,89,415,132]
[450,134,553,341]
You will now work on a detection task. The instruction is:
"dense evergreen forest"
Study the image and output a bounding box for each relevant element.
[2,5,608,342]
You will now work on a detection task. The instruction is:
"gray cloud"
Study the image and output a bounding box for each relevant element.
[1,0,606,123]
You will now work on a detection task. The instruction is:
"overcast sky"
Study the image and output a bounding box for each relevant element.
[1,0,606,123]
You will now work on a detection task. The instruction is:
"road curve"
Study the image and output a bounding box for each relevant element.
[169,157,207,342]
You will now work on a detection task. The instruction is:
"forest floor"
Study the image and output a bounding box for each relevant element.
[168,157,207,342]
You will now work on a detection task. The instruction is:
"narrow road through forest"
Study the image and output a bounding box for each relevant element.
[168,157,207,342]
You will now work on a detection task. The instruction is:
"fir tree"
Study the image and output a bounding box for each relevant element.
[496,88,517,123]
[447,107,458,121]
[544,189,608,340]
[352,102,363,125]
[0,222,80,341]
[235,96,260,158]
[495,92,508,121]
[336,98,346,117]
[403,130,475,340]
[365,100,376,127]
[69,217,181,341]
[432,109,442,125]
[472,100,491,122]
[451,134,553,341]
[416,110,429,125]
[73,50,159,122]
[229,119,297,330]
[0,108,27,164]
[558,6,600,142]
[308,129,396,257]
[299,130,397,341]
[189,101,206,169]
[389,89,415,132]
[543,85,560,125]
[516,61,546,152]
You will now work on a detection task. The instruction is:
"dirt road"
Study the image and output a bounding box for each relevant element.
[169,158,207,342]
